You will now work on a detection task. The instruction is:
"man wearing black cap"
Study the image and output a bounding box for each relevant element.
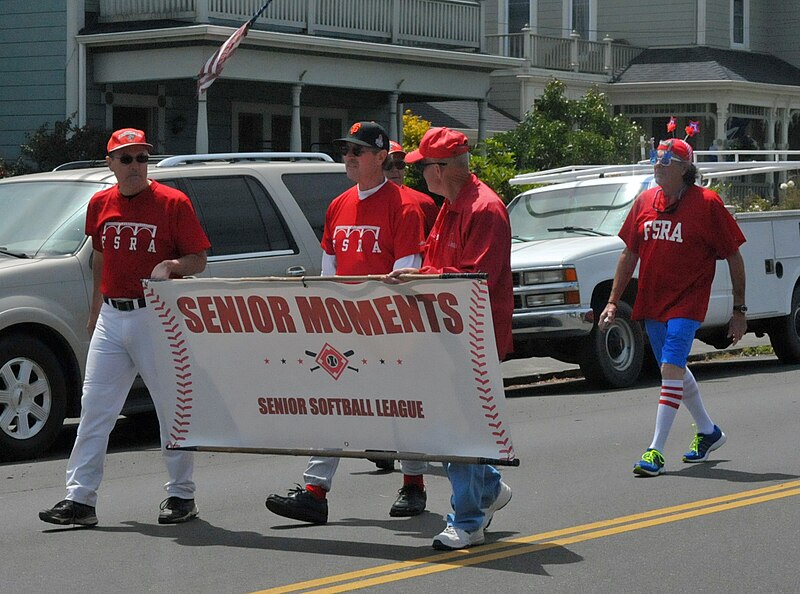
[265,121,426,524]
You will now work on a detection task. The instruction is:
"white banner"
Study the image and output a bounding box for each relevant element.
[142,277,516,465]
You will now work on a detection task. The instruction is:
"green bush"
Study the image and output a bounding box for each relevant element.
[19,117,108,173]
[495,79,642,173]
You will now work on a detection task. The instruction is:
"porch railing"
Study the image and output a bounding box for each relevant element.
[485,30,644,75]
[98,0,484,51]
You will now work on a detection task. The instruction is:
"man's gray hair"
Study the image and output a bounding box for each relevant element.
[449,152,470,169]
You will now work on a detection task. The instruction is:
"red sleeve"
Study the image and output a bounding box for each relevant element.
[392,199,426,260]
[619,192,647,254]
[85,199,101,251]
[420,202,510,277]
[173,196,211,255]
[705,191,746,259]
[321,193,344,256]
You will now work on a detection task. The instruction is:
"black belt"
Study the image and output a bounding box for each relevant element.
[103,296,147,311]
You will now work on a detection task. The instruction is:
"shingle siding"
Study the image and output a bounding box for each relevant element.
[0,0,67,159]
[538,0,563,37]
[704,0,729,48]
[596,1,696,47]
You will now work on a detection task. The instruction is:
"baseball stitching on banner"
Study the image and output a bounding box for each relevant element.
[145,287,193,447]
[469,281,515,461]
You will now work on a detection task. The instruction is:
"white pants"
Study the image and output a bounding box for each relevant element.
[66,303,195,506]
[304,457,427,491]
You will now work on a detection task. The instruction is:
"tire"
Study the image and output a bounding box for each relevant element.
[769,284,800,363]
[0,334,68,461]
[579,301,644,388]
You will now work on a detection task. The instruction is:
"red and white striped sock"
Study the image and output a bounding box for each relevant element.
[649,379,683,452]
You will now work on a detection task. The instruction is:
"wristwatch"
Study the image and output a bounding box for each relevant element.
[733,304,748,313]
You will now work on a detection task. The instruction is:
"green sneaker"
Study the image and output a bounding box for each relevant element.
[633,448,665,477]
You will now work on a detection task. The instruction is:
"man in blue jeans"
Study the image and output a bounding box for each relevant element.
[387,127,514,550]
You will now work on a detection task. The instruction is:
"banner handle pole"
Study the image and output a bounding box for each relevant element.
[170,445,520,467]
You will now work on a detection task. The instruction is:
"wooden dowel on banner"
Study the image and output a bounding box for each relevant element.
[164,273,488,283]
[170,445,519,467]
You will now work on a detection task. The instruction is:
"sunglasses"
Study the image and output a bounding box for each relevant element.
[339,144,377,157]
[383,160,406,171]
[649,150,684,166]
[112,153,150,164]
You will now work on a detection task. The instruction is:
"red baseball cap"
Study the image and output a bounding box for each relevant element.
[107,128,153,154]
[657,138,693,162]
[405,127,470,163]
[388,141,406,157]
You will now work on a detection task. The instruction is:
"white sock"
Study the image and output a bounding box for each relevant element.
[649,379,683,452]
[681,368,714,434]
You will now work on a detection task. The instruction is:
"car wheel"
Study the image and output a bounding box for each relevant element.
[769,284,800,363]
[0,335,67,461]
[579,301,644,388]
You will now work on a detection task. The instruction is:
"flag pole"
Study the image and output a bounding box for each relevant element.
[194,0,273,153]
[196,90,209,153]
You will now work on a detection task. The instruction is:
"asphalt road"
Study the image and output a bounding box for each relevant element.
[2,354,799,594]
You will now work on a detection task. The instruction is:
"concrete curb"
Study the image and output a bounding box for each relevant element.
[502,347,756,388]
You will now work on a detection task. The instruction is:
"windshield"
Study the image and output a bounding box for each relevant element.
[0,180,108,257]
[508,181,645,241]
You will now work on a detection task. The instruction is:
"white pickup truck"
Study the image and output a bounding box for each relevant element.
[507,154,800,388]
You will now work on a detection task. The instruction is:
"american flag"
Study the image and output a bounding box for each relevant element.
[197,1,273,97]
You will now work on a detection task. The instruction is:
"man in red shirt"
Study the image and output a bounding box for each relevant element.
[387,127,514,550]
[384,140,439,236]
[599,138,747,477]
[40,128,210,527]
[265,121,427,524]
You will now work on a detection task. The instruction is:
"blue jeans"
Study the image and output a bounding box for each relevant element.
[445,462,502,532]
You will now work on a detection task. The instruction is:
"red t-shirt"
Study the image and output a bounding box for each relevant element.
[85,180,211,298]
[321,182,425,275]
[419,174,513,359]
[619,185,745,322]
[400,185,439,236]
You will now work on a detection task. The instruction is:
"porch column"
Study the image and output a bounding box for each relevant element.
[397,102,405,145]
[477,99,487,155]
[766,108,777,196]
[388,91,399,141]
[715,102,729,148]
[766,107,777,150]
[290,84,303,152]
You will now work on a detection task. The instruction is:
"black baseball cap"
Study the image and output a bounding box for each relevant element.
[333,121,389,152]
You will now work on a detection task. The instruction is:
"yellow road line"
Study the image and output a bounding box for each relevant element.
[254,479,800,594]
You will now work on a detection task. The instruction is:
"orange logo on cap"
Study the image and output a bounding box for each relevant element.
[349,123,361,135]
[120,131,139,142]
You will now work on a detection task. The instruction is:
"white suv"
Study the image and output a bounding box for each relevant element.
[0,153,351,460]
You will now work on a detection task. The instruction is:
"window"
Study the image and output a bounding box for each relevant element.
[731,0,748,47]
[571,0,589,38]
[282,172,354,240]
[178,176,294,257]
[509,0,532,33]
[238,113,265,152]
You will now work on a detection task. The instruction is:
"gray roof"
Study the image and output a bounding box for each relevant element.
[612,46,800,86]
[403,101,518,132]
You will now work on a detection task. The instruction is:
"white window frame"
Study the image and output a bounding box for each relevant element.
[730,0,749,49]
[563,0,596,41]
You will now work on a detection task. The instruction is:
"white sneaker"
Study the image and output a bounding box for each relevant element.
[482,480,512,529]
[432,525,485,550]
